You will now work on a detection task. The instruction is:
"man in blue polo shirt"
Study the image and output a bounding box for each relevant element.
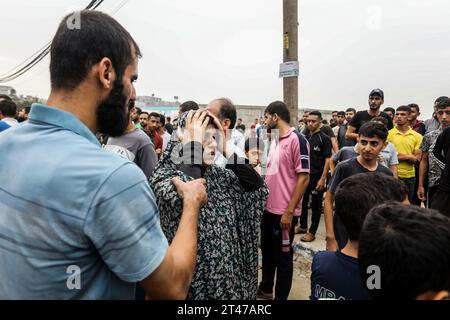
[0,10,207,300]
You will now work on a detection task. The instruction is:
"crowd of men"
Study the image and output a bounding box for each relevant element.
[0,10,450,301]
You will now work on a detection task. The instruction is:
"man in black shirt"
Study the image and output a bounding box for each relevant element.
[165,116,174,135]
[235,118,246,134]
[325,122,394,250]
[303,118,338,153]
[345,89,394,143]
[337,108,357,148]
[296,111,332,242]
[431,127,450,216]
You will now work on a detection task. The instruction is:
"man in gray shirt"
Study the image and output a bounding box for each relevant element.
[105,103,158,180]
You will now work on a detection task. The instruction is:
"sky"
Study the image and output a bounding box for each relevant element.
[1,0,450,118]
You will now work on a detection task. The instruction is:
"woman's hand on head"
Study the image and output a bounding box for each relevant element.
[177,110,210,144]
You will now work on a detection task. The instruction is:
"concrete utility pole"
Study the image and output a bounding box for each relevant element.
[283,0,298,127]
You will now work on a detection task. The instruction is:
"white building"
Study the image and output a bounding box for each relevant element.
[0,85,16,97]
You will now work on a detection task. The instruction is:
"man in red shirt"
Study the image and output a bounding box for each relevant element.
[147,112,163,158]
[408,103,426,136]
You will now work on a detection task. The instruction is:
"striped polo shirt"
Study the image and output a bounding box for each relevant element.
[0,103,168,299]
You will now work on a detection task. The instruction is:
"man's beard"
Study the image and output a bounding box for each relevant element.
[266,122,276,133]
[97,79,129,137]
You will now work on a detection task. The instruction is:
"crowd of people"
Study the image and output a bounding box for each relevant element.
[0,10,449,301]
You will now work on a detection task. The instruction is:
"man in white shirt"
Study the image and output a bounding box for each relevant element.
[206,98,246,167]
[158,113,171,151]
[231,127,245,151]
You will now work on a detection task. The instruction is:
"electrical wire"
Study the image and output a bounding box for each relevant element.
[0,0,105,83]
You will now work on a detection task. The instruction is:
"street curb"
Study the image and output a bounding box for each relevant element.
[293,239,324,259]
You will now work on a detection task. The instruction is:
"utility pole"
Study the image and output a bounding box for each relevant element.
[283,0,298,127]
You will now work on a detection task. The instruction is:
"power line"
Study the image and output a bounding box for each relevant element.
[0,0,105,83]
[111,0,131,15]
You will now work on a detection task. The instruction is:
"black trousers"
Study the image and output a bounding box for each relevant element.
[431,189,450,217]
[299,175,323,235]
[411,164,423,206]
[259,211,298,300]
[427,185,438,208]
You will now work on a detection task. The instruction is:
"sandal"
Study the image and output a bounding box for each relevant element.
[295,226,307,234]
[300,232,316,242]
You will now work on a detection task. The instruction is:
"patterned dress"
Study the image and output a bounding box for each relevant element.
[150,128,268,300]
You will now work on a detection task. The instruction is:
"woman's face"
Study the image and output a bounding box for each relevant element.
[202,125,218,166]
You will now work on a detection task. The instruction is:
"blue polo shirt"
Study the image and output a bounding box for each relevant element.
[0,103,168,299]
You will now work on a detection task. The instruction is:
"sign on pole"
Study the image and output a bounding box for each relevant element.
[279,61,299,78]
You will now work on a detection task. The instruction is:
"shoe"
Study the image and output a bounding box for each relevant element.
[300,232,316,242]
[257,288,273,300]
[295,226,307,234]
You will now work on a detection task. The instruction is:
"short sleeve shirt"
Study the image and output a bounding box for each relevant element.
[387,127,423,178]
[329,158,393,194]
[265,128,310,216]
[0,104,168,299]
[303,125,335,138]
[332,146,358,165]
[379,142,399,168]
[349,111,394,132]
[305,131,332,176]
[105,128,158,180]
[311,251,370,300]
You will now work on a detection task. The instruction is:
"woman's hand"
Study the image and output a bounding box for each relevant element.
[177,110,210,144]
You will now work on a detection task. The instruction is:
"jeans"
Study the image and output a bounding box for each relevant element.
[259,211,298,300]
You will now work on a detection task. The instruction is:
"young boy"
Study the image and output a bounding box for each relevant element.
[310,172,408,300]
[244,137,265,175]
[371,116,399,177]
[324,122,393,250]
